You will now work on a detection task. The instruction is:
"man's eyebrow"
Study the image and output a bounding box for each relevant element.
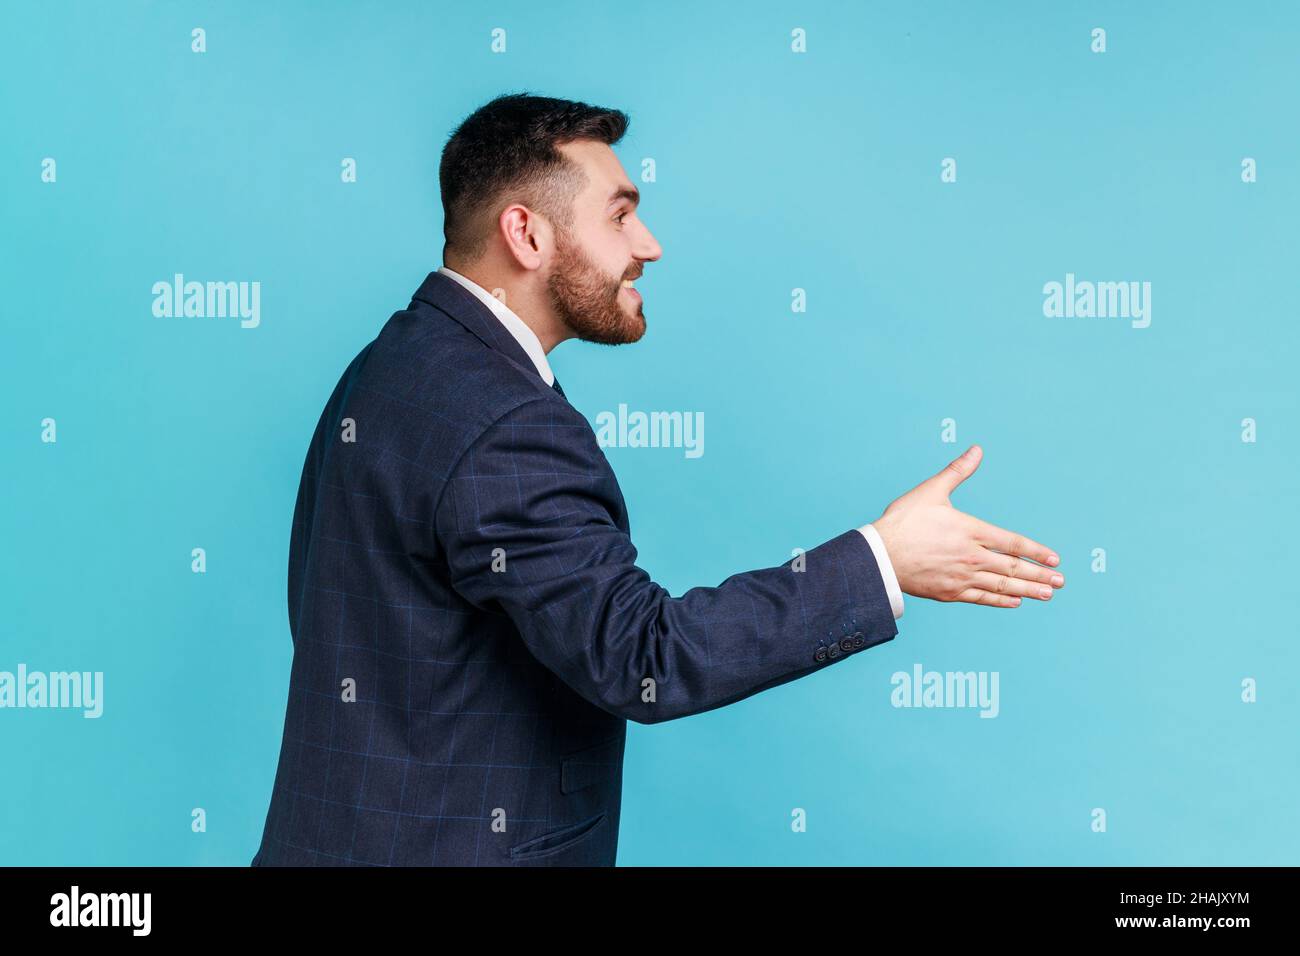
[607,186,640,208]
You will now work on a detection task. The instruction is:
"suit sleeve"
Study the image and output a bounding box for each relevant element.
[434,397,900,724]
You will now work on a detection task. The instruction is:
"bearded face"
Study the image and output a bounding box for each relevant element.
[545,221,646,346]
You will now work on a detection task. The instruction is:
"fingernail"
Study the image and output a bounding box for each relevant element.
[1039,587,1052,599]
[1050,574,1064,587]
[1048,554,1059,566]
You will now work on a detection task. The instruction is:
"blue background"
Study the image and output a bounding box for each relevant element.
[2,0,1296,865]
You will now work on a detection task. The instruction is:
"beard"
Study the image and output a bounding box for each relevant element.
[545,224,646,345]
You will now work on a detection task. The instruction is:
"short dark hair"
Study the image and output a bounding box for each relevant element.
[439,92,629,264]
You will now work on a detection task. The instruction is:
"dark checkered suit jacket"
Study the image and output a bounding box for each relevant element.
[250,269,899,866]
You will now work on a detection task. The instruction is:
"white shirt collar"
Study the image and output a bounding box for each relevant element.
[436,266,555,386]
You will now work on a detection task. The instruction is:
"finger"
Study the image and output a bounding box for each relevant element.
[925,444,983,498]
[969,569,1056,601]
[976,549,1065,589]
[966,517,1059,567]
[954,587,1021,608]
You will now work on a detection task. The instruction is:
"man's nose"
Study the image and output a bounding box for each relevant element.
[636,221,663,263]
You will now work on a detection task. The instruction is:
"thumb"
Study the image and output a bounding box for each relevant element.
[927,444,982,497]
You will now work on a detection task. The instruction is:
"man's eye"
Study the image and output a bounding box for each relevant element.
[613,212,627,225]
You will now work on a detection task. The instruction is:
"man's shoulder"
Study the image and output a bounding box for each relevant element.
[326,299,606,495]
[356,299,565,435]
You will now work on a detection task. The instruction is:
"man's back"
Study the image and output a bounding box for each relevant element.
[252,270,630,866]
[251,269,897,866]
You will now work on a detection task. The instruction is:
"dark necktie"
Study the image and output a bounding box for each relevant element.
[551,377,566,399]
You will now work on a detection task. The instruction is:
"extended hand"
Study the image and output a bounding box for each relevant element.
[871,445,1064,608]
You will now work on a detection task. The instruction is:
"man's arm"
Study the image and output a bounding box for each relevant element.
[433,397,898,724]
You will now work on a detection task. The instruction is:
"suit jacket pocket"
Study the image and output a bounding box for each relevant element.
[560,736,623,794]
[508,812,607,861]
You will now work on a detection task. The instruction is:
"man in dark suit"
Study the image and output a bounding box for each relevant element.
[251,93,1065,866]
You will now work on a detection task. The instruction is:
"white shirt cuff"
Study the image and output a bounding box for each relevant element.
[857,524,904,620]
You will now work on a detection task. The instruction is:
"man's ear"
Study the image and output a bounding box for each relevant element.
[499,204,546,270]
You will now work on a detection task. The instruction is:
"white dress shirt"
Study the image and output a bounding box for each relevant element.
[436,264,905,620]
